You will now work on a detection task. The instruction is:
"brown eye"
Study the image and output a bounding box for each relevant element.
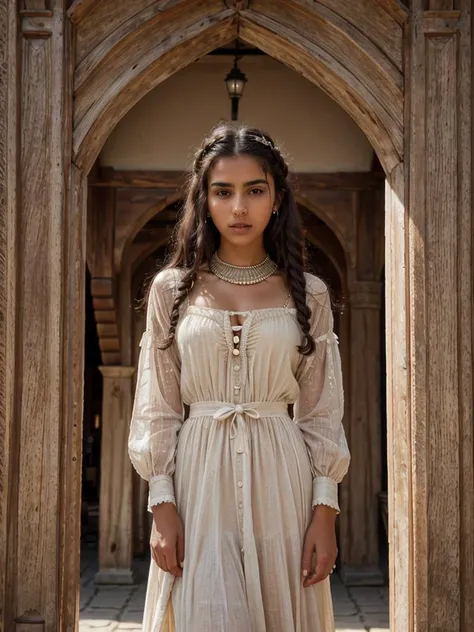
[249,188,265,195]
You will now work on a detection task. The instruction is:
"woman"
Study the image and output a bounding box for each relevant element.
[128,123,350,632]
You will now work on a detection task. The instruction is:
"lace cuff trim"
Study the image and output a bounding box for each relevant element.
[148,474,176,512]
[147,495,176,513]
[312,476,340,514]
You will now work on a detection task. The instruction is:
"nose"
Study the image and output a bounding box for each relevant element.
[232,194,247,216]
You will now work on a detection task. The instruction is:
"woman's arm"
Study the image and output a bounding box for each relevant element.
[294,274,350,585]
[294,274,350,513]
[128,268,183,511]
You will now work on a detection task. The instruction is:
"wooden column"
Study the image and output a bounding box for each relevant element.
[339,281,384,586]
[0,3,85,630]
[401,4,474,630]
[95,366,136,584]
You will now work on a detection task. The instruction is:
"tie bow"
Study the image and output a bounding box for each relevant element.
[212,404,260,447]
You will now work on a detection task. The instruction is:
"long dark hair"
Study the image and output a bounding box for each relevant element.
[159,122,315,355]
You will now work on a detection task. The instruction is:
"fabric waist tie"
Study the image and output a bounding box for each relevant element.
[189,400,289,455]
[188,400,290,631]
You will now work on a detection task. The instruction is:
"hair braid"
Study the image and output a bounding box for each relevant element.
[158,269,195,350]
[150,122,324,355]
[284,220,315,355]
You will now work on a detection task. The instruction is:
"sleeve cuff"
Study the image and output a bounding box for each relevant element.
[312,476,340,513]
[147,474,176,512]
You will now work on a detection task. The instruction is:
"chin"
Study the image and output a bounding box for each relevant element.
[224,232,258,245]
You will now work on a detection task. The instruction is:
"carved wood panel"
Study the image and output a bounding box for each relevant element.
[407,6,473,630]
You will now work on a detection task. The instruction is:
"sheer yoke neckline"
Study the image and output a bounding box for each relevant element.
[186,290,293,314]
[184,304,297,329]
[186,305,296,315]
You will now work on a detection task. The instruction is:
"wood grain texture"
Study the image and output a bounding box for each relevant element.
[385,162,412,631]
[10,1,68,627]
[74,0,186,90]
[458,6,474,629]
[407,7,474,630]
[343,282,383,578]
[58,165,87,630]
[73,3,226,123]
[17,30,59,625]
[240,13,402,174]
[250,0,403,121]
[97,367,135,575]
[374,0,409,25]
[93,168,386,190]
[0,0,16,627]
[425,32,460,625]
[73,0,181,62]
[71,0,404,175]
[2,1,471,630]
[88,185,121,365]
[74,11,236,173]
[429,0,454,9]
[318,0,406,64]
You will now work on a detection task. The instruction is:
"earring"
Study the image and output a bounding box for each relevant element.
[273,206,279,216]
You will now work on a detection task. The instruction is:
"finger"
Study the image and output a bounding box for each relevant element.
[157,548,169,573]
[301,539,314,579]
[305,554,331,587]
[166,545,181,578]
[177,532,185,569]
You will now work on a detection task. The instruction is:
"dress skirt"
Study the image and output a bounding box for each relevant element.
[141,401,335,632]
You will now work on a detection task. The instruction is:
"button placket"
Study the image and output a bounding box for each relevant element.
[228,313,255,555]
[231,322,243,403]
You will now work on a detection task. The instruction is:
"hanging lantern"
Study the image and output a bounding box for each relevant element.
[225,48,247,121]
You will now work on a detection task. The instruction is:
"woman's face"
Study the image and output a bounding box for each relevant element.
[207,154,277,248]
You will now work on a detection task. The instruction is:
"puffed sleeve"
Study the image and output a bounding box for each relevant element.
[294,274,350,513]
[128,268,183,511]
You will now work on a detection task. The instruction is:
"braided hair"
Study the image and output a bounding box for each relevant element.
[158,122,317,355]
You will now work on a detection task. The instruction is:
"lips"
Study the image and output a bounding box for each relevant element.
[230,223,252,228]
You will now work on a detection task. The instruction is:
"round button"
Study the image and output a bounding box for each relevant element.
[234,365,240,371]
[237,446,244,454]
[237,481,243,488]
[234,385,241,390]
[233,335,240,344]
[229,311,235,316]
[233,348,240,356]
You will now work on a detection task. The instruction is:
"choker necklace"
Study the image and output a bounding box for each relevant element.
[210,252,278,285]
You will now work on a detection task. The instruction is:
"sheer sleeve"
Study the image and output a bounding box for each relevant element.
[128,268,183,511]
[294,274,350,513]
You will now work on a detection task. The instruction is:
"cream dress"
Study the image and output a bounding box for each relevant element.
[128,267,350,632]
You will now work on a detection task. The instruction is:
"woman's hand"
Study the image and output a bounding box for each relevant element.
[150,503,185,577]
[301,505,338,587]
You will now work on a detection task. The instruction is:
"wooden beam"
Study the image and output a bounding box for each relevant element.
[92,168,385,191]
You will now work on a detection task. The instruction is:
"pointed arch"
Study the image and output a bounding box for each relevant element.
[70,0,405,175]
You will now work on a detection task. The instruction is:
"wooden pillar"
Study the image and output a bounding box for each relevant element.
[400,4,474,630]
[339,281,384,585]
[95,366,136,585]
[0,3,85,630]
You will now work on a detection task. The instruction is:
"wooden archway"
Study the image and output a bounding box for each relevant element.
[1,2,472,631]
[69,0,404,176]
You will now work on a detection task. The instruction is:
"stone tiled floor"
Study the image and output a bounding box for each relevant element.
[80,550,389,631]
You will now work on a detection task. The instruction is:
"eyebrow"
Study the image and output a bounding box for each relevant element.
[210,179,268,188]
